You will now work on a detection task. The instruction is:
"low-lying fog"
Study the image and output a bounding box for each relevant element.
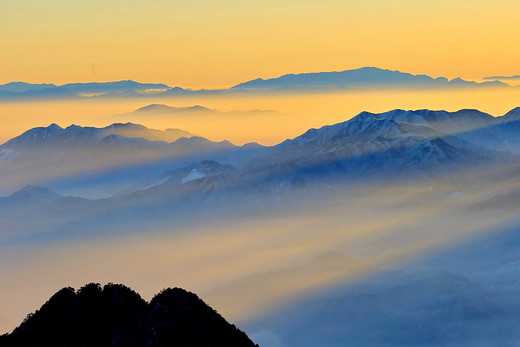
[1,170,519,337]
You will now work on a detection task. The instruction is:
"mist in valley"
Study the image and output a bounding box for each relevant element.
[2,91,520,345]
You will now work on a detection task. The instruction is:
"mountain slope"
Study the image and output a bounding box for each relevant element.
[231,67,509,92]
[0,122,236,197]
[243,108,514,187]
[2,122,195,147]
[0,283,257,346]
[1,107,520,241]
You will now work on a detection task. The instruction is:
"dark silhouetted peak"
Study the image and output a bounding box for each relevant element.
[0,283,257,346]
[149,287,255,346]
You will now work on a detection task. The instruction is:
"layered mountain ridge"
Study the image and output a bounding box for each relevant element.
[231,66,509,91]
[2,107,520,199]
[3,107,520,346]
[4,122,195,148]
[0,67,514,100]
[1,107,520,244]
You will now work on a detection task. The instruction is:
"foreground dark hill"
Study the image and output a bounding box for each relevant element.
[0,283,256,347]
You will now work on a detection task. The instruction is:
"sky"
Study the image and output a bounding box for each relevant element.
[2,0,520,88]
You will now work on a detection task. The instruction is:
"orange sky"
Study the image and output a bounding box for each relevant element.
[1,0,520,88]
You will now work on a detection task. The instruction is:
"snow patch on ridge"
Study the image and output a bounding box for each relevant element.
[182,168,206,184]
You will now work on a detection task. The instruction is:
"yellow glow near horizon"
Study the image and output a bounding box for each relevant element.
[1,87,519,147]
[1,178,520,333]
[1,1,520,88]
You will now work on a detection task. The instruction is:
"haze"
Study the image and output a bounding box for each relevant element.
[2,1,520,345]
[2,86,520,146]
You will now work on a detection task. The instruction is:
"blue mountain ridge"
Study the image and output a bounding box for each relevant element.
[0,67,512,99]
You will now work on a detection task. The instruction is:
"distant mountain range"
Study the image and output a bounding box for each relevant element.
[0,80,170,99]
[1,107,520,244]
[244,107,520,185]
[4,107,520,345]
[3,107,520,198]
[134,104,215,114]
[483,74,520,80]
[4,122,195,147]
[105,104,279,124]
[0,283,257,346]
[0,67,514,100]
[231,67,508,92]
[0,121,249,198]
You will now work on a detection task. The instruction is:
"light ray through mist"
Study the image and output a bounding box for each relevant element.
[2,173,520,333]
